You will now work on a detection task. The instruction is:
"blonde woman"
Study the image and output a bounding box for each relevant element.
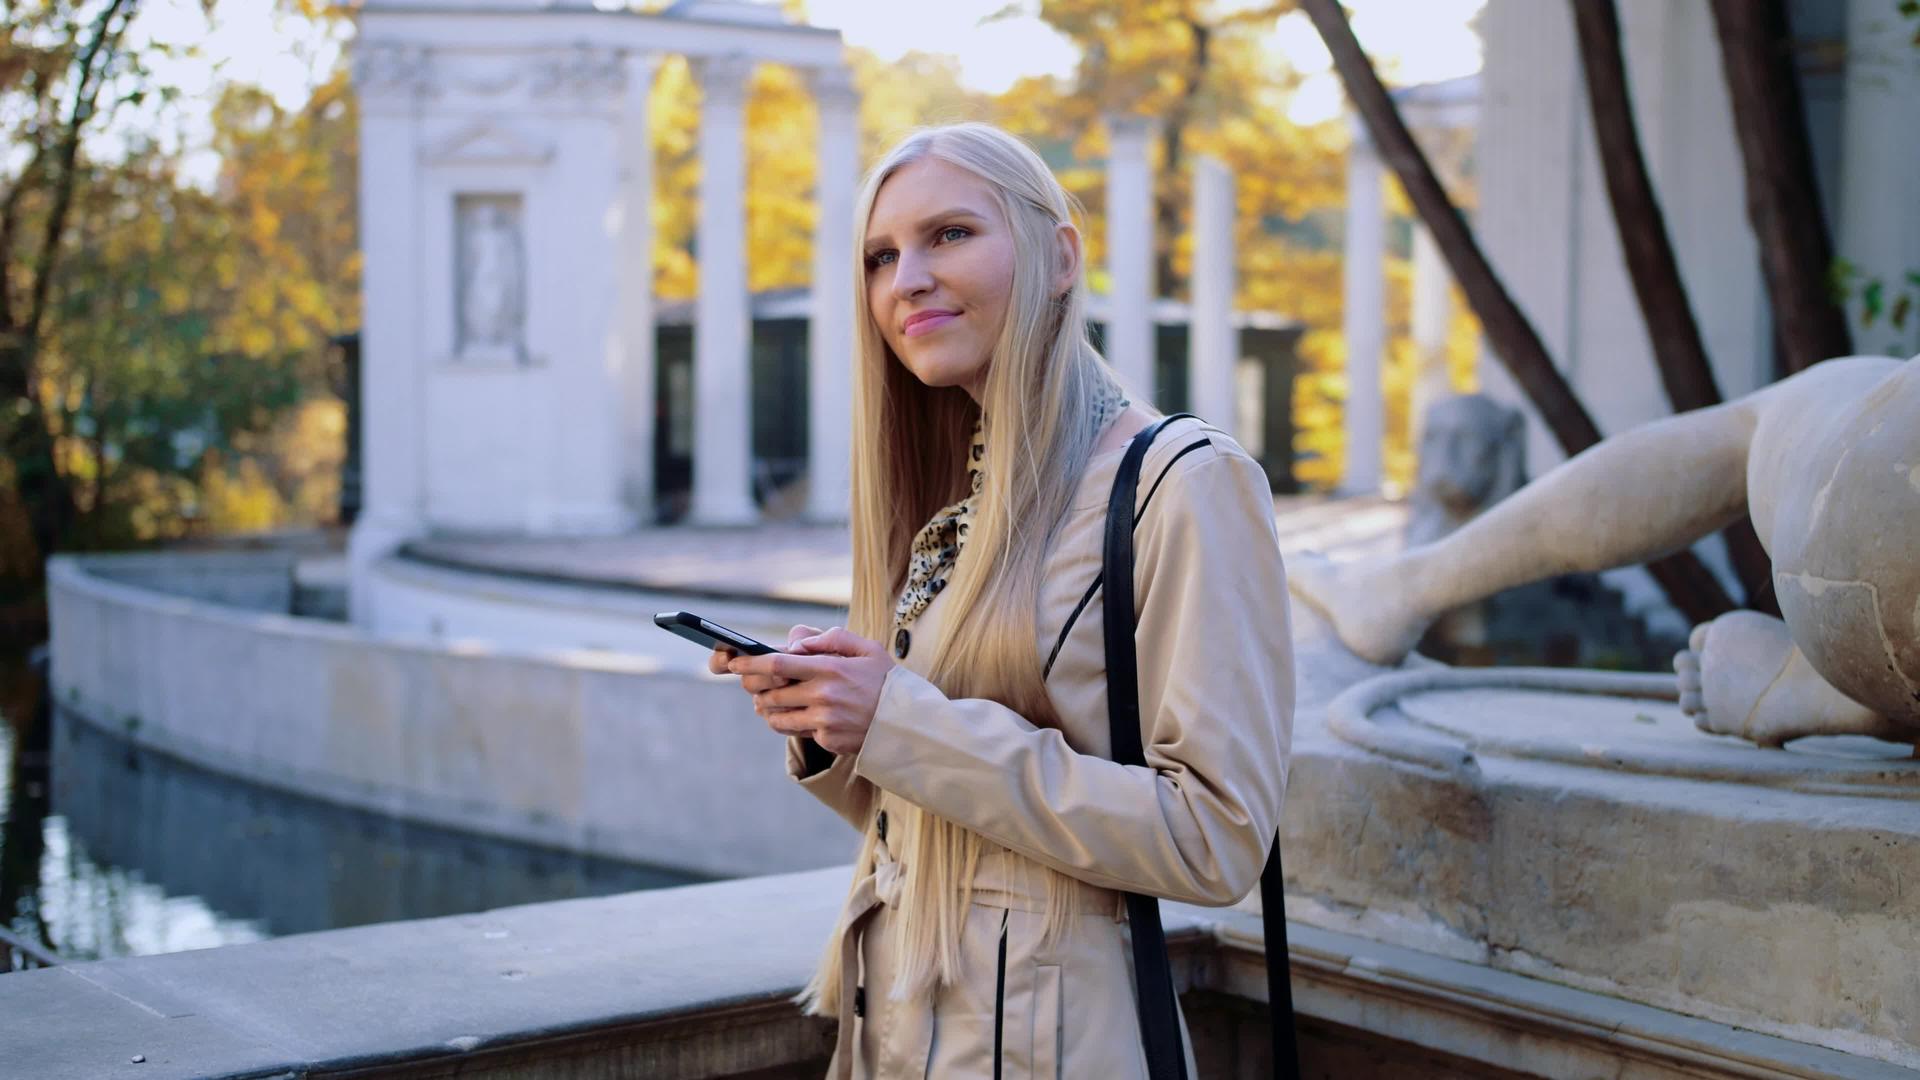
[712,122,1294,1079]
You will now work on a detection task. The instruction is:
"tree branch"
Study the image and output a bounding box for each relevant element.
[23,0,136,348]
[1569,0,1721,411]
[1301,0,1737,622]
[0,33,70,333]
[1570,0,1775,612]
[1300,0,1602,452]
[1706,0,1851,374]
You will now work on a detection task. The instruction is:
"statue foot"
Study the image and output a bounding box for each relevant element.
[1674,611,1894,747]
[1286,552,1431,666]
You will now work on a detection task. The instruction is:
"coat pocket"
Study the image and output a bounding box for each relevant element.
[1031,964,1062,1080]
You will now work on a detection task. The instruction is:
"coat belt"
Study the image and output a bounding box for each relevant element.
[831,855,901,1080]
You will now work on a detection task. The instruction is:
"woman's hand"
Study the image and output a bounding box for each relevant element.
[708,624,822,689]
[709,625,895,756]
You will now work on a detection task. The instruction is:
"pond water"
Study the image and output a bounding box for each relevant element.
[0,650,698,964]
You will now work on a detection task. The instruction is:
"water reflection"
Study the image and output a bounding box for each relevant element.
[1,652,698,963]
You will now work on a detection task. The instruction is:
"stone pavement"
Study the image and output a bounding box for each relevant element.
[402,493,1406,610]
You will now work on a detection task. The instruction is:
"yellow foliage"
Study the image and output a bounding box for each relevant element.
[1448,283,1482,393]
[1291,327,1345,489]
[198,452,289,535]
[207,69,360,364]
[650,47,988,302]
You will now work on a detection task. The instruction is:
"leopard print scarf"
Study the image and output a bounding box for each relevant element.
[890,380,1129,659]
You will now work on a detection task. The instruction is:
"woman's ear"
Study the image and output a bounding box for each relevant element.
[1052,221,1082,297]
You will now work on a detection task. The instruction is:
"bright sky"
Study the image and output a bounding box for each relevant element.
[101,0,352,185]
[806,0,1487,118]
[109,0,1485,186]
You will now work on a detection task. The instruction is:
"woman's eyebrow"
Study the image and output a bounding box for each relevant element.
[864,207,989,251]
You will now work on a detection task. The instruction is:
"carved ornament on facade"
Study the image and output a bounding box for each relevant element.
[529,43,628,101]
[351,41,438,100]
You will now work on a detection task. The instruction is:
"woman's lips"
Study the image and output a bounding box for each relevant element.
[903,311,959,337]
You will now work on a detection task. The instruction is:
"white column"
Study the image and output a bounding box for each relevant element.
[1104,114,1156,400]
[1837,0,1920,359]
[618,52,661,524]
[806,65,859,525]
[690,54,757,525]
[1409,223,1453,446]
[1189,155,1237,436]
[537,47,636,537]
[1341,119,1385,494]
[345,42,431,625]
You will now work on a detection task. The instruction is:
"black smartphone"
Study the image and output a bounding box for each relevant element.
[653,610,783,656]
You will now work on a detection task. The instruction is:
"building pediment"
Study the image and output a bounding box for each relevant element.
[421,121,554,167]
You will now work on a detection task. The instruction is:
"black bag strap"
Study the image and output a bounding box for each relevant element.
[1102,412,1301,1080]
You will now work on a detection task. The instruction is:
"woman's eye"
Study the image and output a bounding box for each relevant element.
[866,250,896,269]
[938,226,970,243]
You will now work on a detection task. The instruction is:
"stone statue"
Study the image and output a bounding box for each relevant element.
[458,200,524,360]
[1405,393,1527,548]
[1291,354,1920,748]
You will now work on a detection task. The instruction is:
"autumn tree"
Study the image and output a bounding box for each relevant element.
[0,0,145,581]
[2,1,360,571]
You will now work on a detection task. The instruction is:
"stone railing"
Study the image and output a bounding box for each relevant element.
[45,551,852,879]
[3,866,1896,1079]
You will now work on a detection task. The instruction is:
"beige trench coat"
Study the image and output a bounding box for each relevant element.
[784,415,1295,1079]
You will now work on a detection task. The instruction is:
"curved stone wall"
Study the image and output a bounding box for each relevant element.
[46,552,857,879]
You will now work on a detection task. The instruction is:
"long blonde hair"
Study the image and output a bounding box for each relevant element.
[795,122,1162,1015]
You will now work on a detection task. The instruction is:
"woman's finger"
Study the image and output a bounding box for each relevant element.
[761,705,815,736]
[754,684,798,711]
[708,645,737,676]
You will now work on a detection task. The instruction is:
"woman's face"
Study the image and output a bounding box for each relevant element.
[863,157,1016,403]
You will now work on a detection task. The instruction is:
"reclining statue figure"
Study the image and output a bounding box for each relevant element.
[1290,354,1920,749]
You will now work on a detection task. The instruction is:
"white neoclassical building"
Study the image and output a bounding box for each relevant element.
[346,0,861,616]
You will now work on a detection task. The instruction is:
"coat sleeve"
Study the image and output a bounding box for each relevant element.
[784,733,876,833]
[849,448,1295,906]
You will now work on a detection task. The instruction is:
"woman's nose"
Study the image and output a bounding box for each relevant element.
[891,248,934,300]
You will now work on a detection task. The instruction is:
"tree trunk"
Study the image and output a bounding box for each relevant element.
[0,350,74,570]
[1707,0,1852,374]
[1300,0,1737,624]
[1154,17,1212,300]
[1570,0,1777,615]
[0,0,134,577]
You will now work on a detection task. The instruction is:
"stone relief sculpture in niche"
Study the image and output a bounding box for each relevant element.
[1292,354,1920,748]
[456,195,525,364]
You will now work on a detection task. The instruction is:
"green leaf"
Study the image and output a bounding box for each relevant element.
[1862,279,1885,325]
[1828,257,1859,303]
[1901,0,1919,15]
[1893,293,1912,331]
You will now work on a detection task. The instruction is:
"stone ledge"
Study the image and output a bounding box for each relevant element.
[1,866,1897,1080]
[46,552,855,880]
[1285,655,1920,1066]
[1213,921,1915,1079]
